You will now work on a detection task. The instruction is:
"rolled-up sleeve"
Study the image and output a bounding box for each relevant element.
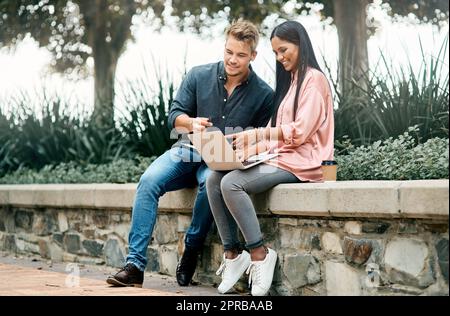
[168,69,197,130]
[279,87,326,147]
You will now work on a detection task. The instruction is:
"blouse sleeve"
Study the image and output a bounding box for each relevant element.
[279,87,326,147]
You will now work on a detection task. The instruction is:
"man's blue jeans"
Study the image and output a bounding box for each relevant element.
[126,146,213,272]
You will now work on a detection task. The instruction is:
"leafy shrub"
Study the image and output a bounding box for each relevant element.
[1,128,447,184]
[336,127,449,180]
[0,156,155,184]
[330,36,449,148]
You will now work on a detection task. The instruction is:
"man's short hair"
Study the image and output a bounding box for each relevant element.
[225,20,260,52]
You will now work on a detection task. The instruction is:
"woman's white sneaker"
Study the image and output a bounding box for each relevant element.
[216,250,251,294]
[246,248,277,296]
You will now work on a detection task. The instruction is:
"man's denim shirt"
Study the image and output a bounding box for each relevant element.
[168,61,274,143]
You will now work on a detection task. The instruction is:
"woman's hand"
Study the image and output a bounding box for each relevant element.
[226,129,260,152]
[234,141,268,162]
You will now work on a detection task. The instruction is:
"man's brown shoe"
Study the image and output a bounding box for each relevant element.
[106,263,144,287]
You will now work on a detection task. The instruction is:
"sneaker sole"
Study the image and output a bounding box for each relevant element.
[106,277,143,288]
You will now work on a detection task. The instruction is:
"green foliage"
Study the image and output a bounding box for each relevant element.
[1,128,446,184]
[117,76,176,157]
[0,156,155,184]
[332,35,449,148]
[0,92,135,176]
[0,77,174,176]
[336,126,449,180]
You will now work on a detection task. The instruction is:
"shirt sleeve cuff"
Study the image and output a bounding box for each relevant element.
[280,123,295,145]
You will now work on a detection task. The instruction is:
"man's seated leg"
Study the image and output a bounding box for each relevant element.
[176,163,214,286]
[107,146,201,287]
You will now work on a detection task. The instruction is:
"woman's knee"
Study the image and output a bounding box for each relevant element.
[220,171,245,195]
[206,171,223,194]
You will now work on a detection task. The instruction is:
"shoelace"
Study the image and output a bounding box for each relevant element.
[246,262,261,287]
[216,259,227,277]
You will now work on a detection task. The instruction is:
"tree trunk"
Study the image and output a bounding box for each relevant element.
[78,0,134,129]
[92,37,118,129]
[333,0,369,95]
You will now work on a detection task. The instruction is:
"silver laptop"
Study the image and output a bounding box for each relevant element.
[187,130,278,171]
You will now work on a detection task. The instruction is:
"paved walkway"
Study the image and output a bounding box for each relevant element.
[0,252,225,296]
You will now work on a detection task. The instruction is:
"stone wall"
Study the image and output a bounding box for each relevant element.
[0,204,448,296]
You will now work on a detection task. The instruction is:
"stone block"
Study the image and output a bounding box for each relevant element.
[14,210,34,231]
[57,212,69,232]
[62,253,78,262]
[159,245,178,276]
[159,188,197,212]
[8,185,36,206]
[399,180,449,218]
[343,237,373,266]
[93,214,109,228]
[32,185,64,206]
[82,239,104,257]
[82,228,95,240]
[344,221,362,235]
[64,233,81,254]
[177,215,192,233]
[63,184,95,208]
[32,213,57,236]
[267,183,329,216]
[362,221,390,234]
[278,218,298,226]
[52,232,64,247]
[384,237,435,288]
[48,243,64,262]
[283,254,321,288]
[435,238,449,283]
[95,229,114,241]
[104,238,125,268]
[154,215,178,244]
[0,190,8,205]
[110,223,129,243]
[3,234,17,252]
[280,227,318,251]
[110,214,121,223]
[322,232,342,254]
[145,246,160,272]
[94,183,136,209]
[325,261,362,295]
[328,181,401,217]
[38,239,51,258]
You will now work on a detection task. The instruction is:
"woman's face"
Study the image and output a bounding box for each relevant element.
[271,36,299,73]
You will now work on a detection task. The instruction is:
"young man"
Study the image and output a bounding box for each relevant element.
[106,20,274,288]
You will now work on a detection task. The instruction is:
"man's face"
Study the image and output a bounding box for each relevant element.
[224,36,256,77]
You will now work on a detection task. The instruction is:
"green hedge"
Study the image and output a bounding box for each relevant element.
[336,128,449,180]
[0,156,155,184]
[0,132,448,184]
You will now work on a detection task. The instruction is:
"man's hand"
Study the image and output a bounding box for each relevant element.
[174,114,212,133]
[191,117,212,132]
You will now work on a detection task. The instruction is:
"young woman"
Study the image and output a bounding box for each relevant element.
[206,21,334,296]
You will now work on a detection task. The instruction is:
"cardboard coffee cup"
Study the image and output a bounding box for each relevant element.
[321,160,338,181]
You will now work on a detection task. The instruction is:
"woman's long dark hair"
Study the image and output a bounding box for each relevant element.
[270,21,322,127]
